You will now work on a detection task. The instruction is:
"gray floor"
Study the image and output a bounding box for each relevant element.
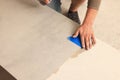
[0,0,120,80]
[0,0,82,80]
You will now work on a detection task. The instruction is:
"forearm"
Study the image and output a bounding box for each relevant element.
[82,0,101,26]
[82,8,97,26]
[73,0,101,50]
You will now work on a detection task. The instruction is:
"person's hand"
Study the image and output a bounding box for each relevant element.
[73,24,96,50]
[43,0,51,4]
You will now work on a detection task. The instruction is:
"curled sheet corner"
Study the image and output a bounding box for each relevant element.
[0,65,17,80]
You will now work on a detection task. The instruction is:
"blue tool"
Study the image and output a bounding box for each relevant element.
[68,36,82,48]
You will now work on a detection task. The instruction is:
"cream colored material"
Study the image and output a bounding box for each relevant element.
[0,0,120,80]
[47,39,120,80]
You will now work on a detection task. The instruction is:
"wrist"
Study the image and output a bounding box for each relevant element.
[82,8,97,28]
[82,21,93,28]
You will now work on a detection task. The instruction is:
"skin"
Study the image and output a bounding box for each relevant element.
[43,0,51,4]
[73,8,97,50]
[43,0,98,50]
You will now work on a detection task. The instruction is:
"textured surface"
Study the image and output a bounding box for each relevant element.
[0,0,82,80]
[47,39,120,80]
[0,0,120,80]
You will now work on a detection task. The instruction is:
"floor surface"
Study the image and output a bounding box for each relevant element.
[0,0,120,80]
[47,39,120,80]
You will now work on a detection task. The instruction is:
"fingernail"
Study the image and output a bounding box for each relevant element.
[82,45,85,48]
[72,35,76,38]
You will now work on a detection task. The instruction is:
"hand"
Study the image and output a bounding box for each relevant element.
[43,0,51,4]
[73,24,96,50]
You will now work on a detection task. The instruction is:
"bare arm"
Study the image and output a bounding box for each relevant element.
[73,0,101,50]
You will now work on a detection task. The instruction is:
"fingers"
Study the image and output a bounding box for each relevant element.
[85,34,96,50]
[89,38,92,49]
[91,34,96,45]
[72,27,96,50]
[85,36,89,50]
[81,35,85,48]
[81,34,96,50]
[73,30,79,38]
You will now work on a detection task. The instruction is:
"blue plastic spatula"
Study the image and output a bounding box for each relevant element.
[68,36,82,48]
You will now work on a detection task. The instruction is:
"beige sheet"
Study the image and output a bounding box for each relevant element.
[47,39,120,80]
[0,0,120,80]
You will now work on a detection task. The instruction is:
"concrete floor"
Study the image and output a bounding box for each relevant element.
[0,0,82,80]
[60,0,120,52]
[0,0,120,80]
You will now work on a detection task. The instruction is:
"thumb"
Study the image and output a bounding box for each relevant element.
[73,30,79,38]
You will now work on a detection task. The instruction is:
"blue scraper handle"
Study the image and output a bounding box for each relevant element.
[68,35,82,48]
